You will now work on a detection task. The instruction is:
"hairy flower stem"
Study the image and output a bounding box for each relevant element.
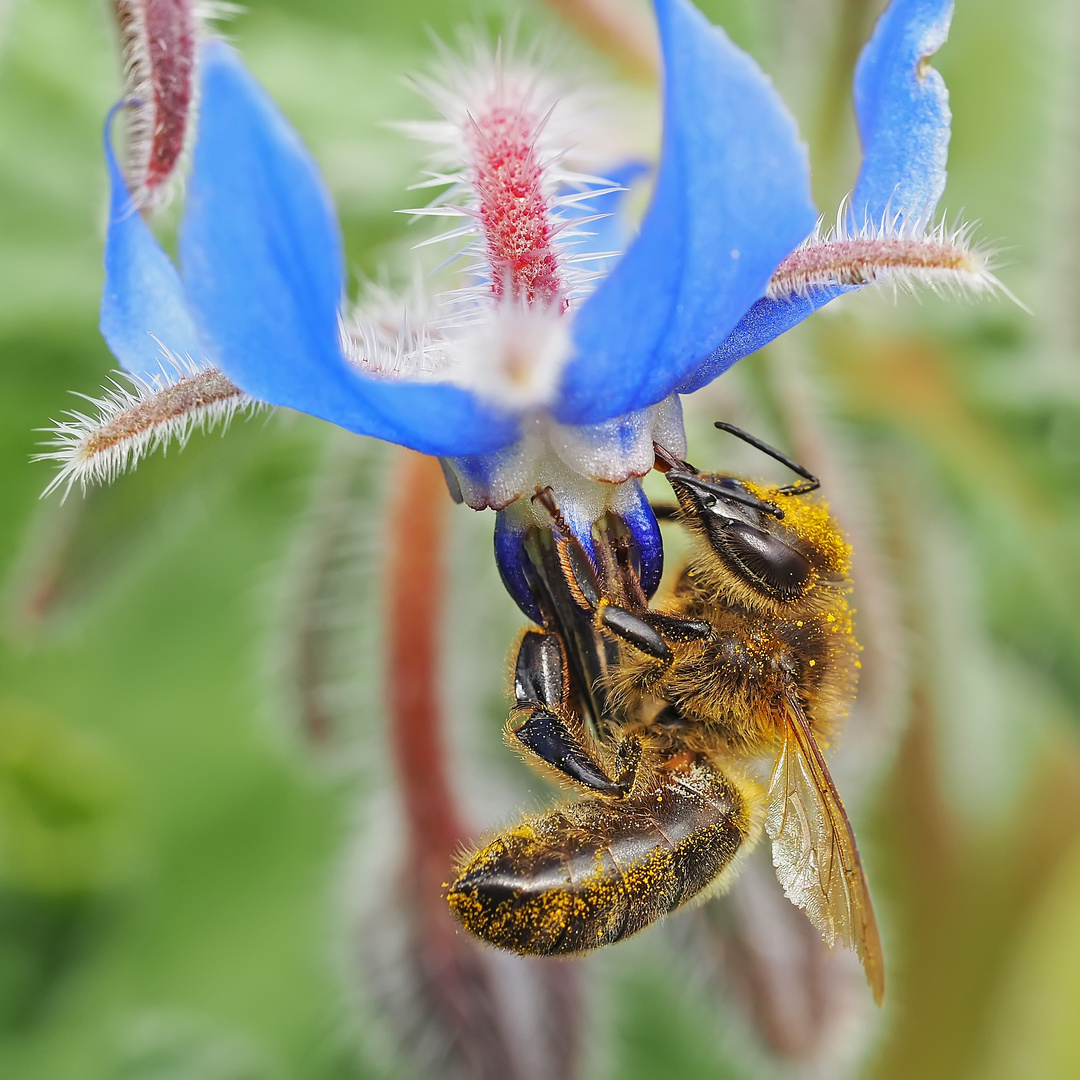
[386,451,467,867]
[766,229,997,300]
[39,366,254,497]
[80,369,243,460]
[112,0,198,203]
[385,450,524,1080]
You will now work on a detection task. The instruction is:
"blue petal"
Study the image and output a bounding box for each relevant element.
[180,41,519,457]
[616,480,663,600]
[494,513,543,624]
[493,506,599,625]
[677,285,854,394]
[852,0,953,227]
[555,0,816,426]
[682,0,955,387]
[494,482,662,624]
[100,108,205,380]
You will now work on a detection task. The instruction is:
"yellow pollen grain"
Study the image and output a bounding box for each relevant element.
[742,480,851,573]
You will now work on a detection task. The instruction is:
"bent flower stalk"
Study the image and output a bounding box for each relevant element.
[42,0,1006,623]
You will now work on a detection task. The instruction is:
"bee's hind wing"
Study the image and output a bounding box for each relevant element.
[766,693,885,1005]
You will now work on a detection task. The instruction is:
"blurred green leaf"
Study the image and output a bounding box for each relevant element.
[0,701,132,895]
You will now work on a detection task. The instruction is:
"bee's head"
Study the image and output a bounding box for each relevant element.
[666,471,850,605]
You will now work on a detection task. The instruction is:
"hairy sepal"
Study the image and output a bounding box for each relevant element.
[767,211,1016,305]
[38,358,258,498]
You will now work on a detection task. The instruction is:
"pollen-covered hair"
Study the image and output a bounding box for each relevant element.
[675,476,853,621]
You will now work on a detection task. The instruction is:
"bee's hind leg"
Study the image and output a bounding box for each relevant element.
[508,630,639,796]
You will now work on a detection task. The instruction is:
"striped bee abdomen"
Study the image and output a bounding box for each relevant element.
[446,759,754,954]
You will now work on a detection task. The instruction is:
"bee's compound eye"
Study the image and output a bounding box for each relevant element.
[724,522,813,598]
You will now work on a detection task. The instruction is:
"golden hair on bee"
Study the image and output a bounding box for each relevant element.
[670,475,852,620]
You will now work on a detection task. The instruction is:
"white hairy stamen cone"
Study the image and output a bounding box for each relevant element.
[377,38,625,408]
[38,360,258,498]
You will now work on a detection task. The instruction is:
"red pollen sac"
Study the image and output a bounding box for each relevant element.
[113,0,197,199]
[466,103,566,310]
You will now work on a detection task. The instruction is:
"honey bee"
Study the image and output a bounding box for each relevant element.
[447,423,884,1003]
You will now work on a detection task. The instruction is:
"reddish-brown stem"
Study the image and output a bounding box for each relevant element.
[386,450,467,882]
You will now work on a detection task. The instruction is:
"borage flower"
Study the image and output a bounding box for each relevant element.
[43,0,996,622]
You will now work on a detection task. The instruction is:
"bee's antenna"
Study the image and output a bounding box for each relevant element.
[713,421,820,495]
[668,470,784,519]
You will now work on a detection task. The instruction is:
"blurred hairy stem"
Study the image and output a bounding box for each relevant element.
[1043,0,1080,359]
[384,450,523,1080]
[862,447,1080,1079]
[768,342,909,806]
[111,0,197,202]
[2,495,88,635]
[541,0,658,83]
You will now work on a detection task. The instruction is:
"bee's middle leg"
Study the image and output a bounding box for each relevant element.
[509,630,639,796]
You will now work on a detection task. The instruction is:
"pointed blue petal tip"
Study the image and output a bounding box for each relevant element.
[618,481,663,599]
[494,513,544,624]
[557,0,816,426]
[683,0,956,382]
[493,484,662,625]
[493,511,600,625]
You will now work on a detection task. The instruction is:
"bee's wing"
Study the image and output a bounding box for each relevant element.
[766,693,885,1005]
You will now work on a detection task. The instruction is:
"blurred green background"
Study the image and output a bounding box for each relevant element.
[1,0,1078,1077]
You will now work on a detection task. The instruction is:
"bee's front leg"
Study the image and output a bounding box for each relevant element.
[549,530,711,659]
[508,630,639,796]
